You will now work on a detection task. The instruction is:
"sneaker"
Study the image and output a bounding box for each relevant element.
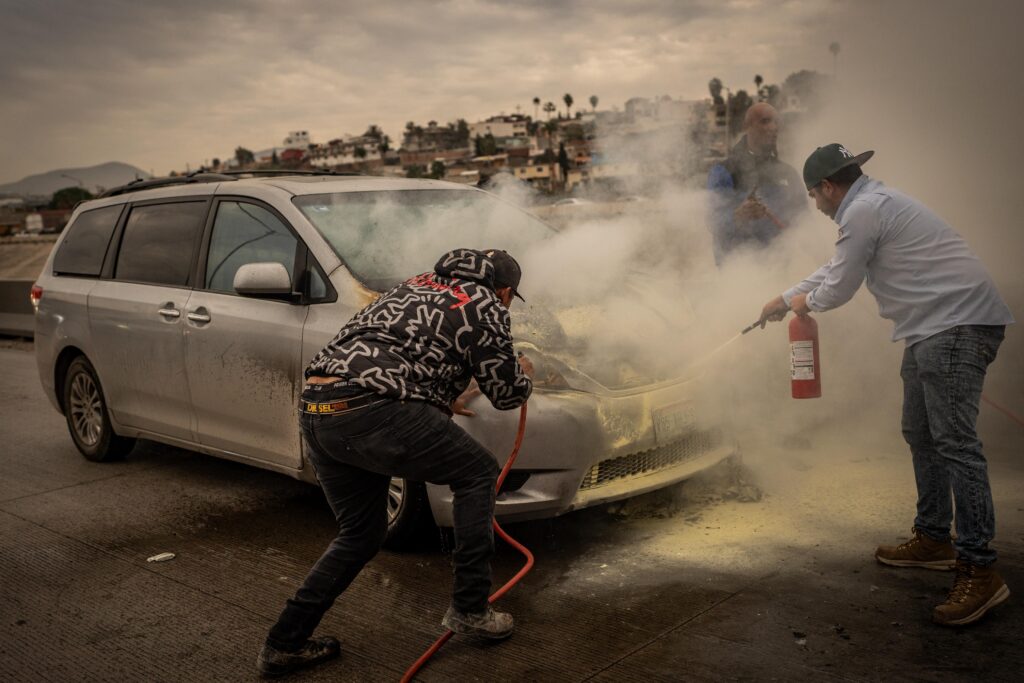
[875,528,956,570]
[933,560,1010,626]
[441,605,514,640]
[256,636,341,678]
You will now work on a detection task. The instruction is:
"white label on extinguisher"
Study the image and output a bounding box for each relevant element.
[791,341,815,380]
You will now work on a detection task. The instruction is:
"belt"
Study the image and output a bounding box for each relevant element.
[301,393,384,415]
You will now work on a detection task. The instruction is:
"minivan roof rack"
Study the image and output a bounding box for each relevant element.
[218,169,363,178]
[100,171,237,198]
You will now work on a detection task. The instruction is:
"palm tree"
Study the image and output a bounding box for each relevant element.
[829,42,841,77]
[532,96,540,120]
[543,101,556,120]
[589,95,598,112]
[563,93,574,119]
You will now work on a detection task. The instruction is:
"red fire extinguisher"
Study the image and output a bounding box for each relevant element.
[789,314,821,399]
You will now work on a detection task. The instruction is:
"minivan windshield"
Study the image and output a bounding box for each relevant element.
[293,189,555,290]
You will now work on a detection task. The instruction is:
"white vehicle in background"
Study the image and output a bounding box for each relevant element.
[552,197,592,207]
[23,213,44,235]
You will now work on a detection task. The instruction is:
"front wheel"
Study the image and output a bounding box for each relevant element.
[384,478,435,550]
[63,356,136,462]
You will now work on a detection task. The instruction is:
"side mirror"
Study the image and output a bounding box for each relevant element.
[233,262,293,297]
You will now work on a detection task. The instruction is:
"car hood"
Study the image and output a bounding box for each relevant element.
[511,301,694,393]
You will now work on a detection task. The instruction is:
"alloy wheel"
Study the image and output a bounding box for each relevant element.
[69,372,103,447]
[387,478,406,525]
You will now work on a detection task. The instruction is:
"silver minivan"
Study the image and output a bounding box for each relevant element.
[33,172,735,546]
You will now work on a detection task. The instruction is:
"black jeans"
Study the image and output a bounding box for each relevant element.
[266,384,500,651]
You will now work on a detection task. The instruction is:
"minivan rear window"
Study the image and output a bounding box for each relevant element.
[115,202,207,286]
[52,205,123,277]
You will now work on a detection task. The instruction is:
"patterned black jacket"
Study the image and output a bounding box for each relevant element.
[306,249,533,411]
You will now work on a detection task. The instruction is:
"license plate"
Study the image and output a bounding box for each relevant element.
[653,401,694,444]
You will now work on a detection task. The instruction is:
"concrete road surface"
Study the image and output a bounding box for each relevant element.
[1,342,1023,682]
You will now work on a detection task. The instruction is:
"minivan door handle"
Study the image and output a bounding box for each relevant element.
[187,308,211,324]
[157,306,181,318]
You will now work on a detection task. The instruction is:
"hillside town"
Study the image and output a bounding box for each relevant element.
[0,70,827,237]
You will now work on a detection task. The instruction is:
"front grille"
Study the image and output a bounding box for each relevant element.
[578,430,722,490]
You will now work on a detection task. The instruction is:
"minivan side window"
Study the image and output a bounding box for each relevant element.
[52,205,123,277]
[205,202,297,293]
[115,202,207,286]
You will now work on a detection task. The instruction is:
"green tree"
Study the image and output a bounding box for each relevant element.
[405,164,427,178]
[727,89,754,137]
[354,146,368,159]
[49,186,93,210]
[563,123,585,141]
[456,119,470,145]
[474,133,497,156]
[563,93,574,118]
[270,149,280,167]
[589,95,598,111]
[782,69,829,111]
[428,160,446,179]
[211,157,221,169]
[234,146,255,166]
[532,96,540,120]
[543,101,556,119]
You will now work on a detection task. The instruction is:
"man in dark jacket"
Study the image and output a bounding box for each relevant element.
[257,248,534,678]
[707,102,806,265]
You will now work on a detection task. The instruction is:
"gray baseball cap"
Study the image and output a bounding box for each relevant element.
[802,143,874,189]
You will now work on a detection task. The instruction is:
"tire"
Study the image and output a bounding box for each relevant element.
[384,478,435,550]
[63,356,136,462]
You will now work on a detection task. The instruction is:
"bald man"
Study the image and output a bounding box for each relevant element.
[707,102,806,266]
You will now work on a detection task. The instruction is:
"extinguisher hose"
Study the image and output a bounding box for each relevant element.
[400,402,532,683]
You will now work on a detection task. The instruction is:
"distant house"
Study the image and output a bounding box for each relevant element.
[0,209,23,236]
[308,135,384,168]
[468,114,530,141]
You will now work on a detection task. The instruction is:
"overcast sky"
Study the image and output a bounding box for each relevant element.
[2,0,1021,185]
[0,0,853,180]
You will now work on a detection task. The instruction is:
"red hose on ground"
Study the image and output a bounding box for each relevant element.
[400,402,532,683]
[982,393,1024,429]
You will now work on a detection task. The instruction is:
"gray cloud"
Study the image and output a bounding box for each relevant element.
[0,0,841,178]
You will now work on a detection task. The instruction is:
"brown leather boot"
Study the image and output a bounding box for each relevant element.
[875,528,956,570]
[933,560,1010,626]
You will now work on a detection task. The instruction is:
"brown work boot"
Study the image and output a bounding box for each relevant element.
[442,605,514,640]
[875,528,956,570]
[933,560,1010,626]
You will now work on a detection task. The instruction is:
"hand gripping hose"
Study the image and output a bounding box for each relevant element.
[401,402,532,682]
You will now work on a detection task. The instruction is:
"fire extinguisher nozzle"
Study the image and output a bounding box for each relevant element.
[741,320,761,334]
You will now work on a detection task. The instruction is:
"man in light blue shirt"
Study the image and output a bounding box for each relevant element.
[759,144,1014,627]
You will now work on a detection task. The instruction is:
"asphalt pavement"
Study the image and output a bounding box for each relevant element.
[2,342,1023,682]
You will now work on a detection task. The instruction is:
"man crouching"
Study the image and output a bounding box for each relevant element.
[257,248,534,678]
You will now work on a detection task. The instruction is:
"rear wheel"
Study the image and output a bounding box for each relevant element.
[384,477,435,549]
[63,357,136,462]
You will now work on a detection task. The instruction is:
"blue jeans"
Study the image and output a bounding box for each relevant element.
[901,324,1005,565]
[266,384,499,651]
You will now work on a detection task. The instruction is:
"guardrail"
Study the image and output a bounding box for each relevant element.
[0,279,34,338]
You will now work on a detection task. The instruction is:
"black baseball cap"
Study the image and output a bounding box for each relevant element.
[802,143,874,189]
[485,249,525,301]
